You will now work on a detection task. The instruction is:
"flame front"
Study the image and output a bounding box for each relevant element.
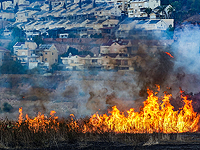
[17,89,200,134]
[83,89,199,133]
[18,109,59,133]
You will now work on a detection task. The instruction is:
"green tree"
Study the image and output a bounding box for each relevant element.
[14,3,19,13]
[60,47,79,57]
[93,0,96,8]
[78,50,94,57]
[166,25,174,39]
[144,7,152,17]
[51,63,61,73]
[0,60,27,74]
[171,1,181,11]
[157,5,167,18]
[63,2,66,9]
[68,33,76,38]
[191,0,200,13]
[6,27,25,53]
[79,0,81,8]
[49,2,52,11]
[27,66,43,74]
[90,33,103,38]
[33,35,44,47]
[3,102,13,112]
[11,27,25,39]
[167,6,175,18]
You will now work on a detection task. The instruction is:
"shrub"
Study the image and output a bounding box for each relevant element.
[3,102,13,112]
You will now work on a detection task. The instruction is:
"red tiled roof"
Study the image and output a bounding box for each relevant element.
[102,39,130,46]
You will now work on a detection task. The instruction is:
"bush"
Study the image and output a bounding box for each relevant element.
[0,60,27,74]
[2,102,13,112]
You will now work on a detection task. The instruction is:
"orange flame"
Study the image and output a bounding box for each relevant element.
[18,109,59,133]
[165,52,174,58]
[83,89,199,133]
[18,107,23,126]
[17,88,200,134]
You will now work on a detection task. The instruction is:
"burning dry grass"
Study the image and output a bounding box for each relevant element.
[0,88,199,149]
[0,118,200,149]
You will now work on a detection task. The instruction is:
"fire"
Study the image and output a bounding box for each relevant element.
[17,88,200,134]
[83,89,199,133]
[165,52,174,58]
[18,109,59,133]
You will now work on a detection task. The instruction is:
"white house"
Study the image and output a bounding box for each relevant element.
[13,41,38,67]
[135,19,168,30]
[128,0,160,18]
[15,10,39,22]
[0,10,15,20]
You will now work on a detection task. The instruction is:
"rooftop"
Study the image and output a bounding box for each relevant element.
[137,20,149,24]
[38,44,53,50]
[148,20,160,24]
[14,42,25,47]
[102,39,129,46]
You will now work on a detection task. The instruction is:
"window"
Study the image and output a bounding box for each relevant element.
[55,59,57,62]
[52,52,54,55]
[45,58,47,61]
[116,60,121,65]
[124,60,128,65]
[45,52,47,55]
[92,59,97,63]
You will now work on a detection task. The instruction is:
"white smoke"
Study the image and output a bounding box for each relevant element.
[173,25,200,74]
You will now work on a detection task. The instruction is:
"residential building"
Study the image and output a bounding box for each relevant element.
[100,39,131,54]
[3,28,11,37]
[2,1,13,10]
[94,6,121,18]
[102,19,119,28]
[18,3,29,10]
[16,10,39,22]
[61,54,84,70]
[61,53,134,71]
[0,10,15,20]
[28,54,40,69]
[128,0,160,18]
[135,19,168,30]
[14,0,27,6]
[31,10,48,20]
[36,44,58,69]
[115,17,139,38]
[13,41,38,66]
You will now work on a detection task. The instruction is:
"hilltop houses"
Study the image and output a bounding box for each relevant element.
[128,0,161,18]
[1,0,176,73]
[13,42,58,70]
[2,0,175,40]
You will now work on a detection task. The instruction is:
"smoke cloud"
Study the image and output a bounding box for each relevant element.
[0,25,200,120]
